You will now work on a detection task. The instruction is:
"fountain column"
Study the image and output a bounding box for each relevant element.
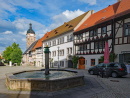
[44,46,50,75]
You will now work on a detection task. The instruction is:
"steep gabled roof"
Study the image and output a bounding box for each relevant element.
[115,0,130,18]
[75,2,120,32]
[23,40,38,54]
[75,0,130,32]
[43,11,90,41]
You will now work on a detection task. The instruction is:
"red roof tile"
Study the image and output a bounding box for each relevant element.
[75,0,130,32]
[115,0,130,17]
[31,32,51,51]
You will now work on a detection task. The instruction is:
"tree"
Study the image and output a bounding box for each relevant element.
[3,46,13,62]
[72,55,79,68]
[3,42,22,65]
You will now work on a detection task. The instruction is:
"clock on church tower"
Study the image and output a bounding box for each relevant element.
[26,23,36,49]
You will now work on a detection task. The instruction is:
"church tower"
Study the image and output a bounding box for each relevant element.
[26,23,36,49]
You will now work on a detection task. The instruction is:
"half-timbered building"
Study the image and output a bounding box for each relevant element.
[74,0,130,69]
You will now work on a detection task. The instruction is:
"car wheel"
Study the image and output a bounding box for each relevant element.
[90,70,94,75]
[111,72,118,78]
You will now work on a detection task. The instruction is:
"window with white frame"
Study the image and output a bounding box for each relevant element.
[83,44,87,50]
[67,35,69,42]
[79,45,83,51]
[95,42,98,49]
[99,41,105,49]
[67,48,69,54]
[67,47,72,54]
[60,37,64,44]
[95,41,105,49]
[90,30,93,37]
[70,48,72,54]
[102,26,107,34]
[52,51,56,57]
[94,29,98,36]
[67,34,73,42]
[57,39,60,45]
[70,34,73,41]
[49,42,51,47]
[124,23,130,36]
[53,40,56,46]
[80,34,83,39]
[59,49,64,56]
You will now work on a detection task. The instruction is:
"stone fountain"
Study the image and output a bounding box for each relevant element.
[5,47,84,91]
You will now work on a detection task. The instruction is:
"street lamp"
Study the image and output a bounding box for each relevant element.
[57,46,60,69]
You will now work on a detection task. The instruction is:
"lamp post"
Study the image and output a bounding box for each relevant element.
[57,46,60,69]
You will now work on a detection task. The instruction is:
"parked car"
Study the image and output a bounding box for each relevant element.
[88,62,127,78]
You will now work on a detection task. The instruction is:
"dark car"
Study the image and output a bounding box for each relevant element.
[88,62,128,78]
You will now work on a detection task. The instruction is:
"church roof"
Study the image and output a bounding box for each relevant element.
[23,40,38,54]
[27,23,35,34]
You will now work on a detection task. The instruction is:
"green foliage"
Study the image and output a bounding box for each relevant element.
[72,55,79,68]
[2,42,23,65]
[109,53,117,62]
[3,46,13,62]
[99,53,117,62]
[99,56,104,63]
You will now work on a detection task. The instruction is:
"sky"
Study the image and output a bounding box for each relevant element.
[0,0,117,53]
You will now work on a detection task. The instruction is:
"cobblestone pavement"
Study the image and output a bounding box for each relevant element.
[0,66,130,98]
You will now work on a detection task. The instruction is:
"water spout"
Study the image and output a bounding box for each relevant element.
[44,46,50,75]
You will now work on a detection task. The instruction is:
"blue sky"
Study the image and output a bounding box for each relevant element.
[0,0,117,53]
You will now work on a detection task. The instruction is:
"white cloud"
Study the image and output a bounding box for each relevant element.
[62,9,85,20]
[3,31,13,34]
[13,18,45,31]
[79,0,96,5]
[0,0,16,19]
[22,38,26,42]
[50,9,85,29]
[19,31,26,35]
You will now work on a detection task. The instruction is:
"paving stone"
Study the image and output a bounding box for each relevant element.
[0,66,130,98]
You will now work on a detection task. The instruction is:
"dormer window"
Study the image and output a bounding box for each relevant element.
[65,24,69,27]
[68,25,73,28]
[54,30,58,34]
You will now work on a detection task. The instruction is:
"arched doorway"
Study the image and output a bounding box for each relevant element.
[78,57,85,69]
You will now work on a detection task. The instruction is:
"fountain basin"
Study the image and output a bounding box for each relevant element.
[6,69,84,91]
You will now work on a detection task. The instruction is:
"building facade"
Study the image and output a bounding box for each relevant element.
[42,11,93,68]
[74,0,130,69]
